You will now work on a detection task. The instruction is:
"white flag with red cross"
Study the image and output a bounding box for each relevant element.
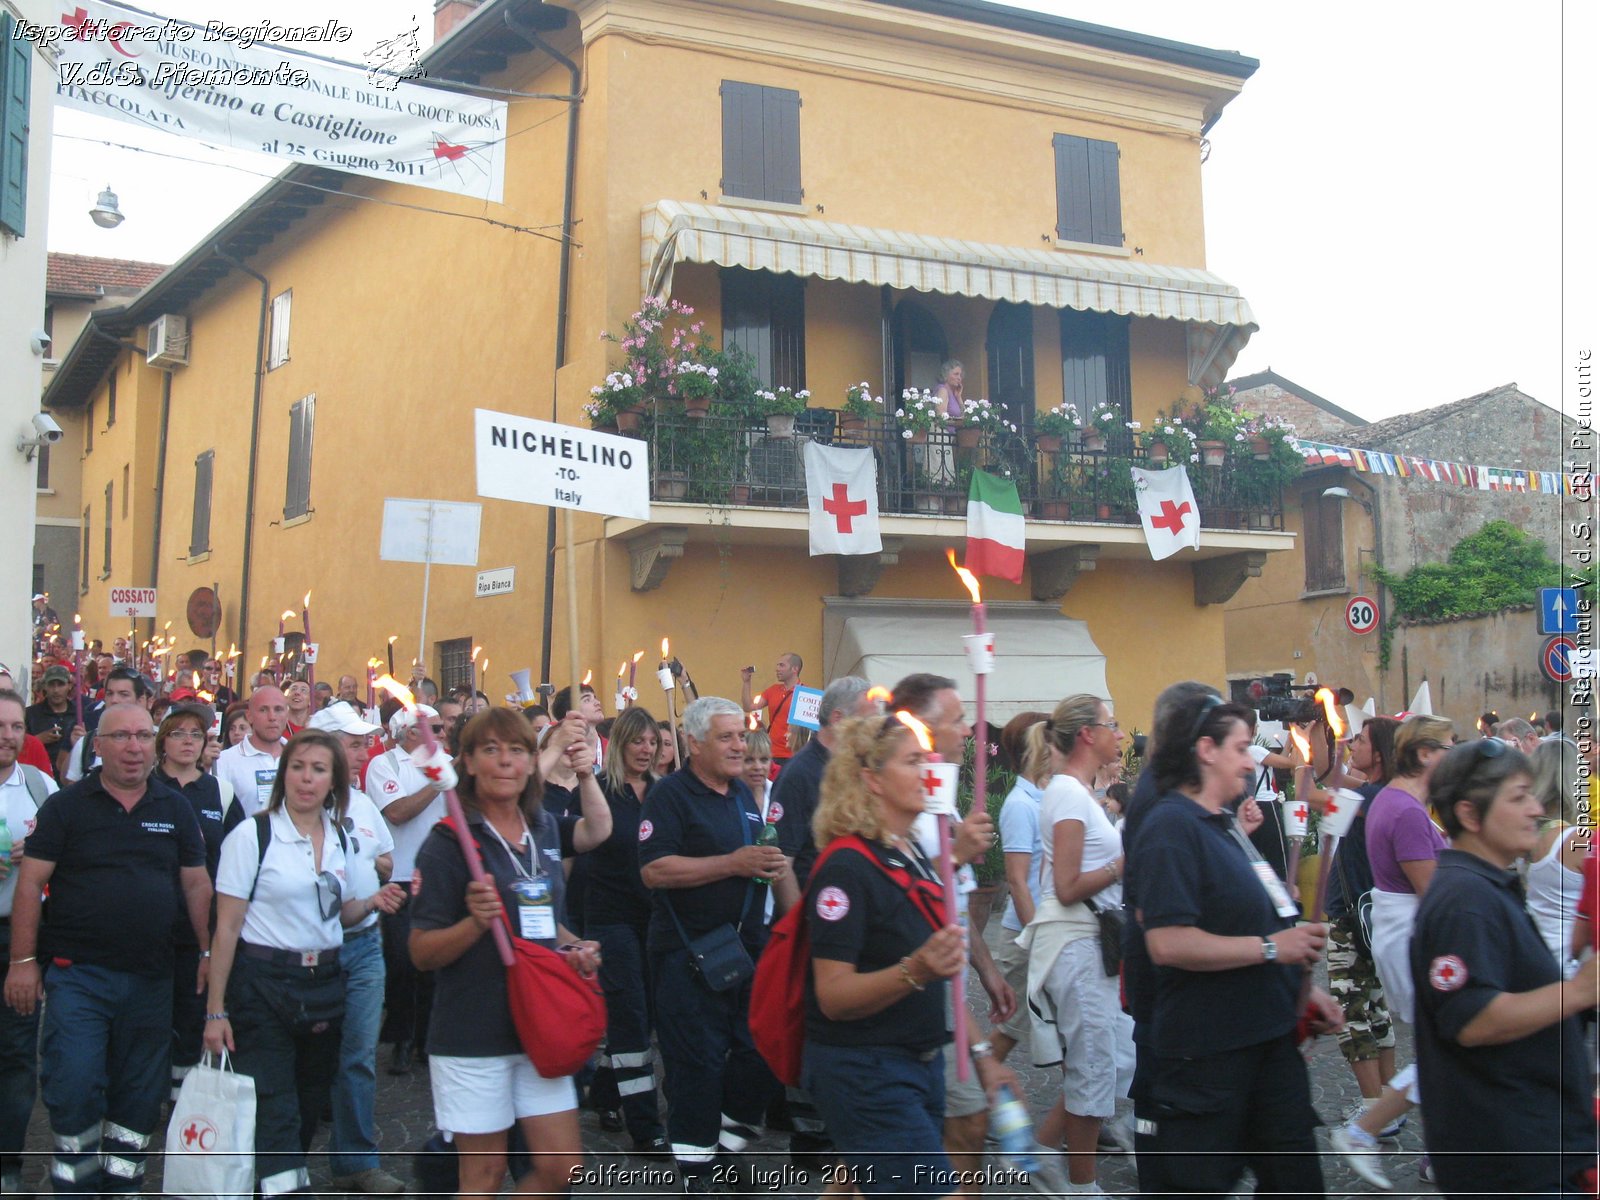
[1131,465,1202,560]
[804,441,882,556]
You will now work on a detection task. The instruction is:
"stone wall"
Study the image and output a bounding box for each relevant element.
[1233,382,1364,444]
[1385,608,1565,729]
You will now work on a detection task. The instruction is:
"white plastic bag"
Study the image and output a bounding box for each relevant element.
[163,1051,256,1200]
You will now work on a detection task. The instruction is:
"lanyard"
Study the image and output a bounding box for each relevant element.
[481,816,542,882]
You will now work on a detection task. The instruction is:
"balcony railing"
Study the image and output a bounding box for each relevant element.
[634,410,1284,531]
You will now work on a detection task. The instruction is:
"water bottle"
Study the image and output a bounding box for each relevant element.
[988,1083,1041,1174]
[753,819,780,887]
[0,811,11,883]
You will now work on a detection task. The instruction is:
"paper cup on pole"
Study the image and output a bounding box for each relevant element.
[1280,795,1310,838]
[962,632,996,676]
[920,761,959,816]
[71,630,86,650]
[302,643,319,664]
[1321,788,1364,838]
[657,666,675,691]
[273,637,286,654]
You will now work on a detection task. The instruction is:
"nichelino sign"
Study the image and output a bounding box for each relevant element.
[475,410,650,522]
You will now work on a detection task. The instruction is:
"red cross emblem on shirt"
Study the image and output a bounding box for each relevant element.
[1150,499,1192,535]
[815,886,850,921]
[1429,954,1467,991]
[822,483,868,534]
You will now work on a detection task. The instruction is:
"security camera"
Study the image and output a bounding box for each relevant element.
[32,412,63,443]
[29,330,51,356]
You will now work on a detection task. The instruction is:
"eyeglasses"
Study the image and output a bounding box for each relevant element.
[340,816,361,855]
[315,870,344,921]
[99,730,156,744]
[1087,721,1121,733]
[165,729,205,742]
[429,724,446,734]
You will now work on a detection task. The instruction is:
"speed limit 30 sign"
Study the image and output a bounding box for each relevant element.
[1346,595,1380,635]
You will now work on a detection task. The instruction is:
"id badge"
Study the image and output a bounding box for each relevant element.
[511,876,556,941]
[1251,860,1300,919]
[254,769,276,810]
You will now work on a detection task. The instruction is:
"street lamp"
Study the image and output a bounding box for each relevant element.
[89,185,125,229]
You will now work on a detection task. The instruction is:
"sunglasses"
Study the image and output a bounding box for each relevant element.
[315,870,344,922]
[1186,694,1223,747]
[1471,736,1508,763]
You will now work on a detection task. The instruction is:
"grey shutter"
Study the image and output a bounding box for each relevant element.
[1053,134,1092,242]
[190,451,214,555]
[721,81,764,199]
[1087,138,1123,247]
[285,397,314,519]
[103,482,113,575]
[762,87,802,204]
[0,13,29,237]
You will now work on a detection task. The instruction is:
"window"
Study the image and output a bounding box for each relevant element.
[1053,133,1123,247]
[102,482,113,577]
[720,81,802,205]
[284,394,315,520]
[107,369,117,426]
[1059,309,1130,424]
[722,268,805,391]
[438,636,472,694]
[190,450,214,556]
[269,289,292,369]
[80,508,90,591]
[85,400,94,453]
[121,464,129,518]
[1302,491,1346,592]
[0,12,30,238]
[35,441,49,490]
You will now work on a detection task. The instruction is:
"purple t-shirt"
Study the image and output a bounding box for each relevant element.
[1363,783,1446,894]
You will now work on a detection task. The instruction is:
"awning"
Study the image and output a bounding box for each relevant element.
[822,598,1110,723]
[643,199,1256,388]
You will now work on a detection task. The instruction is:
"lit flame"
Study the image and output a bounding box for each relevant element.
[74,612,81,624]
[472,645,482,663]
[945,549,982,604]
[896,710,934,752]
[192,672,200,689]
[376,675,417,713]
[479,658,487,679]
[582,669,593,686]
[260,656,269,669]
[661,637,670,660]
[281,610,294,622]
[631,650,645,664]
[866,685,892,710]
[228,644,239,659]
[1289,726,1312,765]
[1314,687,1345,739]
[748,712,761,731]
[617,661,628,679]
[303,591,311,609]
[388,635,398,646]
[198,690,214,704]
[164,620,172,631]
[1530,712,1537,721]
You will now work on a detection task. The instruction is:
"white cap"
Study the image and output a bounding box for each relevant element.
[309,701,381,737]
[388,703,439,741]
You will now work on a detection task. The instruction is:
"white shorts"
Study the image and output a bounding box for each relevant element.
[1042,937,1134,1119]
[429,1053,577,1134]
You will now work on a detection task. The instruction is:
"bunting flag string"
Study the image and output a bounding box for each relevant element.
[1294,440,1580,496]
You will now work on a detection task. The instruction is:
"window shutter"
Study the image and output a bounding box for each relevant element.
[1053,134,1092,243]
[720,81,764,199]
[190,451,214,556]
[0,13,29,238]
[81,508,91,590]
[270,290,292,368]
[285,396,315,520]
[762,87,802,204]
[103,482,113,575]
[1086,138,1123,247]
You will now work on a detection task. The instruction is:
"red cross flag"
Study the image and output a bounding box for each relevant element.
[1131,465,1202,560]
[804,441,882,556]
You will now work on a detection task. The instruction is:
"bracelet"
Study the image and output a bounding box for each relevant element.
[205,1011,229,1021]
[898,957,926,991]
[200,950,212,958]
[8,956,36,965]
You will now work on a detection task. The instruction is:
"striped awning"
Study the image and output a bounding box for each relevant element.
[642,200,1257,387]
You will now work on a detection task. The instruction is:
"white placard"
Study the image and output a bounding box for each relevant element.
[920,761,959,816]
[50,0,508,203]
[475,566,515,598]
[380,499,482,566]
[109,586,157,617]
[71,631,86,650]
[273,637,286,654]
[962,632,995,676]
[787,687,824,731]
[1321,788,1364,839]
[475,410,650,521]
[1280,795,1309,838]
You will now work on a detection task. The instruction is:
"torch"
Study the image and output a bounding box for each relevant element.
[378,675,514,966]
[629,650,644,691]
[616,661,628,715]
[947,550,994,836]
[896,709,969,1080]
[659,638,681,771]
[866,685,892,712]
[468,646,482,707]
[277,610,294,682]
[302,592,315,692]
[387,635,398,679]
[71,613,85,728]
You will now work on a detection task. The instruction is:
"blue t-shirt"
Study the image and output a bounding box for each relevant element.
[998,777,1043,933]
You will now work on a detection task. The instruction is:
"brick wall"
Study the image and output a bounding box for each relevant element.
[1233,383,1363,444]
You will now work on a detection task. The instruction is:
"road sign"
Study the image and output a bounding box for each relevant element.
[1542,635,1579,684]
[1345,595,1380,635]
[475,567,515,598]
[1539,588,1580,635]
[110,587,157,617]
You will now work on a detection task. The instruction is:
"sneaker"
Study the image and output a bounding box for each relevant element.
[331,1167,408,1195]
[1376,1111,1407,1138]
[1340,1100,1407,1138]
[1417,1155,1435,1184]
[1330,1124,1393,1191]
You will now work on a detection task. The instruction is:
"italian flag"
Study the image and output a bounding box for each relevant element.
[965,469,1025,582]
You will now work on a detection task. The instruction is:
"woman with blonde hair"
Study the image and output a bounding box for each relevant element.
[802,715,1018,1196]
[991,711,1051,1064]
[1525,738,1587,971]
[1017,695,1131,1193]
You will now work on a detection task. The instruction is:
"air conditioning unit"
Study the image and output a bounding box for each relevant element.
[146,314,190,368]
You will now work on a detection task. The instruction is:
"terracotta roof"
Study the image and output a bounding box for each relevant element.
[1344,383,1524,450]
[47,253,168,299]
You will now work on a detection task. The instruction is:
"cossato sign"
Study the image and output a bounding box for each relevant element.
[110,587,158,617]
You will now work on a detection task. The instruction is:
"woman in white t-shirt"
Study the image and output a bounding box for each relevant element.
[1018,694,1133,1194]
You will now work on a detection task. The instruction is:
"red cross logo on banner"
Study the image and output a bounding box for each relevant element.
[1428,955,1468,992]
[816,886,850,921]
[434,139,469,162]
[1150,500,1192,535]
[822,484,868,534]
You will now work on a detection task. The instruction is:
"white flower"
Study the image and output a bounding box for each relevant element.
[901,429,913,439]
[1190,454,1200,463]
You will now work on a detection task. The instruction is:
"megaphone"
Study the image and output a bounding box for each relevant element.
[510,667,535,706]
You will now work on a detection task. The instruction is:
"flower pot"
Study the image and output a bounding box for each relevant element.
[839,414,867,436]
[914,494,941,514]
[730,483,752,504]
[765,414,797,439]
[1096,503,1112,520]
[1035,434,1063,455]
[657,471,689,500]
[942,494,965,515]
[1251,435,1271,460]
[593,421,619,436]
[1199,439,1227,468]
[906,428,929,445]
[683,396,712,419]
[1082,430,1107,453]
[1037,499,1073,520]
[615,408,643,435]
[955,426,982,451]
[1148,442,1170,465]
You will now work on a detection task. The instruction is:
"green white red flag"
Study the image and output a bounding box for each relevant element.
[965,470,1025,582]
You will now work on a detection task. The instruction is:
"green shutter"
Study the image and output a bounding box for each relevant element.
[0,12,30,237]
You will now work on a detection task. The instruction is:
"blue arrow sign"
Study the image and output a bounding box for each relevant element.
[1539,587,1579,635]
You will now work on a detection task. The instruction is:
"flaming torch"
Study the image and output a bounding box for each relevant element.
[659,638,681,771]
[71,613,85,728]
[468,646,482,706]
[301,592,315,692]
[946,550,994,836]
[629,650,644,691]
[896,710,968,1080]
[616,661,629,714]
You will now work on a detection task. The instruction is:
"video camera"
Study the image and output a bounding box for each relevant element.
[1242,676,1353,725]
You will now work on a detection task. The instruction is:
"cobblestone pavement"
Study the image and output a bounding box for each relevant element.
[17,918,1433,1197]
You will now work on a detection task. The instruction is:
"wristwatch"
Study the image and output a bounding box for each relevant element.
[969,1040,994,1062]
[1260,938,1278,962]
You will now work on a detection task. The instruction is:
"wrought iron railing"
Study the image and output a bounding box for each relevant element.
[635,410,1283,531]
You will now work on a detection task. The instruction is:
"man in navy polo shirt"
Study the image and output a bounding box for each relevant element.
[3,703,212,1196]
[639,696,787,1194]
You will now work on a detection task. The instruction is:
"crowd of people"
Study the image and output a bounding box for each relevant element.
[0,628,1595,1198]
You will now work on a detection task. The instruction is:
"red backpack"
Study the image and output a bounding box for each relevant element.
[750,834,945,1086]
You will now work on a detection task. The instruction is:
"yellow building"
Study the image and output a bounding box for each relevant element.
[44,0,1289,723]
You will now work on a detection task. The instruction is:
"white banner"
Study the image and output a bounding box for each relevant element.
[109,586,157,617]
[475,410,651,521]
[379,499,482,566]
[45,0,507,203]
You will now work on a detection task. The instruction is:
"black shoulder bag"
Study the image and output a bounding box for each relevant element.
[661,800,759,992]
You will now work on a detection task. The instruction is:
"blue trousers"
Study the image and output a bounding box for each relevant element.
[329,926,385,1177]
[39,962,171,1195]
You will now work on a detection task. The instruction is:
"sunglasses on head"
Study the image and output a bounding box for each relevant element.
[1185,694,1223,747]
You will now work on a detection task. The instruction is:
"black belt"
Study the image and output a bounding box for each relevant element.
[239,941,339,968]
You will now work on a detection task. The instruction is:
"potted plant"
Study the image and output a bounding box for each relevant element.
[1081,399,1121,452]
[1194,385,1245,467]
[1235,419,1305,507]
[839,381,882,436]
[756,386,809,438]
[585,370,644,434]
[952,397,1016,451]
[674,360,720,418]
[1034,403,1081,454]
[1140,408,1199,467]
[895,388,949,445]
[1097,455,1138,519]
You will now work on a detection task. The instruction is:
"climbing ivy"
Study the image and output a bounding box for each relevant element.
[1371,519,1562,624]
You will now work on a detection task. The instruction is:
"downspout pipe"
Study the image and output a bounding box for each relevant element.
[212,245,271,670]
[505,8,581,687]
[149,370,172,646]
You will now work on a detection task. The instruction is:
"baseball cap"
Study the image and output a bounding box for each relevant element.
[387,704,439,741]
[311,701,383,737]
[43,665,71,684]
[32,594,46,602]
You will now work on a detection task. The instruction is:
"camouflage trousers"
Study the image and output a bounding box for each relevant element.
[1327,912,1394,1064]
